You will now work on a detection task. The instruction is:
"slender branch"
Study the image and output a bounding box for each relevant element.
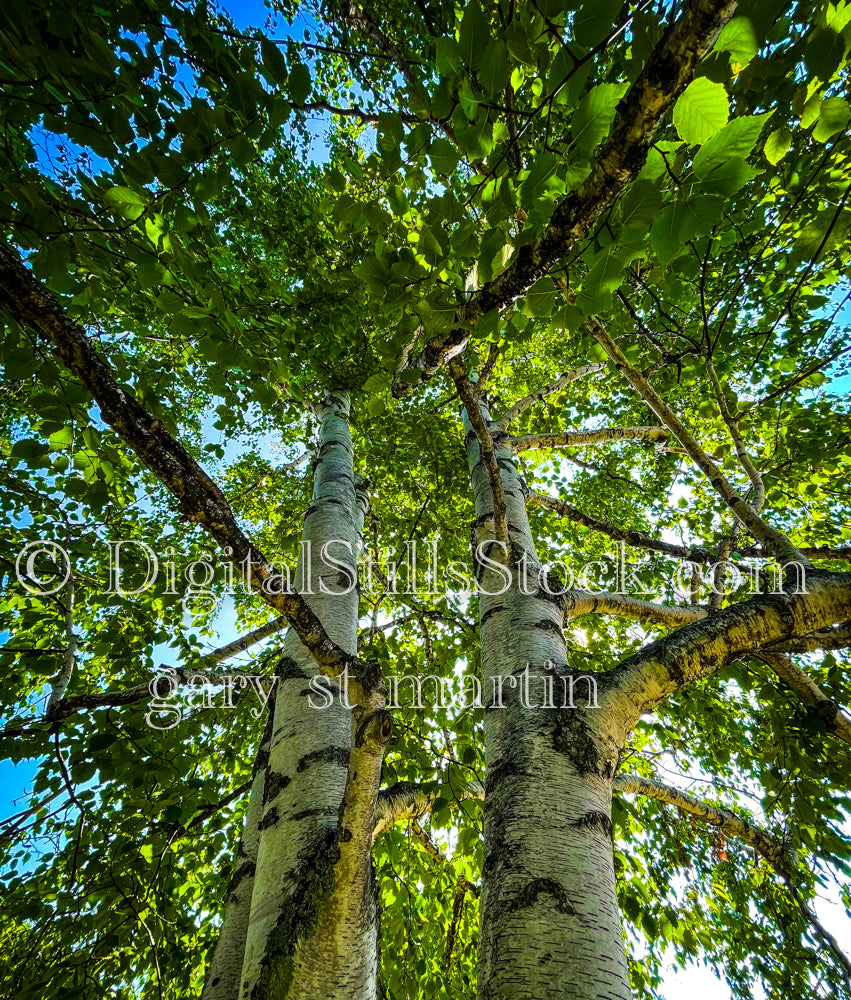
[5,613,291,737]
[373,779,484,838]
[53,730,82,811]
[330,1,468,154]
[613,773,787,867]
[452,360,508,545]
[295,101,417,124]
[614,773,851,985]
[443,875,474,970]
[566,591,707,626]
[392,0,739,394]
[774,621,851,653]
[785,880,851,988]
[495,364,605,432]
[335,1,417,87]
[512,425,667,454]
[588,317,809,566]
[207,617,288,661]
[756,651,851,744]
[409,818,480,897]
[705,356,765,513]
[526,489,712,562]
[408,816,481,975]
[0,244,381,705]
[477,342,502,390]
[736,545,851,562]
[45,560,76,718]
[1,663,271,739]
[709,526,737,612]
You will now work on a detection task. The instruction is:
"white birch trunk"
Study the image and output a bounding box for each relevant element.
[239,391,384,1000]
[464,403,632,1000]
[202,709,275,1000]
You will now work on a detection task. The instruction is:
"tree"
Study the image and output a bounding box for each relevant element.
[1,0,851,998]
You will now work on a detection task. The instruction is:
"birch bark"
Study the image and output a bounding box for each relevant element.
[202,709,275,1000]
[464,402,632,1000]
[238,392,383,1000]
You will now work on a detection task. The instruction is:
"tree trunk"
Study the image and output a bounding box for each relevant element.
[237,392,386,1000]
[202,709,275,1000]
[464,403,632,1000]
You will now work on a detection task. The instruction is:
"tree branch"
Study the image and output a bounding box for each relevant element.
[495,364,605,432]
[588,317,809,566]
[452,360,508,545]
[705,355,765,514]
[45,549,76,718]
[566,591,707,626]
[614,773,851,986]
[512,425,667,454]
[0,243,381,705]
[392,0,738,394]
[602,571,851,736]
[756,651,851,744]
[373,779,484,839]
[0,664,273,739]
[613,773,787,867]
[526,489,712,562]
[736,545,851,562]
[773,621,851,653]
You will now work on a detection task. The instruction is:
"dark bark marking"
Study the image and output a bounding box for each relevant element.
[296,746,350,772]
[248,826,339,1000]
[226,859,256,900]
[276,656,307,681]
[569,809,613,839]
[291,807,339,821]
[529,618,565,637]
[263,771,291,806]
[506,878,576,916]
[258,806,279,831]
[319,439,354,456]
[481,604,505,626]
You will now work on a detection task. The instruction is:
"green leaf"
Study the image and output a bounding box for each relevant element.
[288,62,311,105]
[650,203,693,264]
[573,0,622,47]
[104,185,146,220]
[693,113,773,177]
[715,17,759,70]
[617,178,663,233]
[458,2,490,72]
[812,96,850,143]
[429,138,460,175]
[571,83,628,155]
[764,126,792,164]
[260,39,288,86]
[88,732,118,752]
[519,152,562,204]
[48,427,73,451]
[673,78,730,145]
[576,243,638,312]
[480,39,510,98]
